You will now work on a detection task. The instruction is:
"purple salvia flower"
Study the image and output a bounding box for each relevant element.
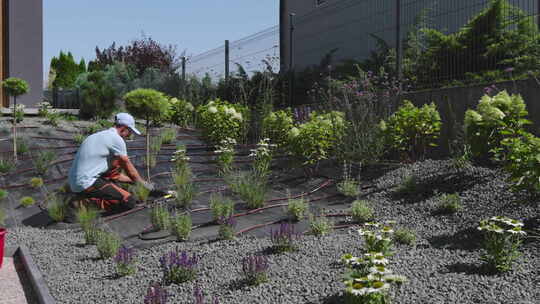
[193,285,204,304]
[144,282,168,304]
[242,255,269,276]
[114,245,135,266]
[212,296,220,304]
[504,67,514,73]
[218,215,237,227]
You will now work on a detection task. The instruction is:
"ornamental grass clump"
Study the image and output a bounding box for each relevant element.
[351,200,374,223]
[241,255,270,286]
[34,150,56,176]
[228,171,267,209]
[287,195,308,221]
[270,223,301,253]
[151,203,171,231]
[46,194,67,222]
[114,245,137,277]
[160,128,177,145]
[96,231,121,259]
[159,248,199,284]
[217,215,236,240]
[209,193,235,222]
[249,138,276,179]
[30,177,43,188]
[337,162,360,197]
[16,137,29,155]
[308,213,333,236]
[477,216,527,272]
[0,156,14,173]
[436,193,462,214]
[20,196,35,207]
[171,213,192,241]
[172,165,197,209]
[76,206,100,245]
[215,137,236,176]
[393,228,416,246]
[144,282,169,304]
[130,181,151,204]
[357,222,395,256]
[395,172,420,196]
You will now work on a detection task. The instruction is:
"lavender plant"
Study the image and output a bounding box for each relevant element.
[477,216,527,272]
[286,195,308,222]
[241,255,270,286]
[96,230,121,259]
[351,200,374,223]
[218,215,236,240]
[270,223,301,253]
[308,213,333,236]
[46,194,67,222]
[171,144,189,171]
[151,203,171,231]
[209,193,235,222]
[193,284,220,304]
[337,162,360,197]
[114,245,137,276]
[144,282,168,304]
[227,171,267,209]
[172,164,197,209]
[160,128,177,145]
[159,248,199,284]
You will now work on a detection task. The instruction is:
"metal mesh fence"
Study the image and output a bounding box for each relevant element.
[186,26,280,80]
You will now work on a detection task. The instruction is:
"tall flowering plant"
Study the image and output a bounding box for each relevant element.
[477,216,527,272]
[241,255,270,286]
[193,285,220,304]
[217,215,237,240]
[171,144,190,172]
[114,245,137,276]
[356,222,395,256]
[215,138,236,176]
[262,109,294,149]
[196,99,248,145]
[270,223,301,253]
[159,247,199,284]
[144,282,168,304]
[249,138,276,179]
[168,97,195,127]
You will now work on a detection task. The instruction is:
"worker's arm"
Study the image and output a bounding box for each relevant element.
[117,155,144,184]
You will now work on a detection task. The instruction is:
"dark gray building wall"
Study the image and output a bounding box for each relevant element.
[281,0,537,71]
[8,0,42,107]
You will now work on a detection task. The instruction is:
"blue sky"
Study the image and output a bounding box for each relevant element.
[44,1,279,81]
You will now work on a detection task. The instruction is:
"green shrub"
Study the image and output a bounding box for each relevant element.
[171,213,192,241]
[379,100,441,161]
[437,193,462,214]
[396,173,420,195]
[287,196,308,221]
[308,213,333,236]
[16,137,29,155]
[73,133,86,145]
[29,177,44,188]
[209,194,235,221]
[160,128,177,145]
[262,109,294,149]
[168,98,194,127]
[288,111,346,165]
[96,231,121,259]
[394,228,417,245]
[151,203,171,231]
[47,195,67,222]
[77,71,117,119]
[0,189,8,200]
[351,200,374,223]
[196,98,248,145]
[464,90,531,161]
[496,131,540,194]
[20,196,35,207]
[83,225,102,245]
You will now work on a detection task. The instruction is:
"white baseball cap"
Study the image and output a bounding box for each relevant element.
[114,113,141,135]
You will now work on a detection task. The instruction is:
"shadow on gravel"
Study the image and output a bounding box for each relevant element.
[318,293,344,304]
[391,172,488,204]
[443,262,497,276]
[428,227,483,251]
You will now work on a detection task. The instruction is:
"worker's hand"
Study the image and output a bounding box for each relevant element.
[141,180,155,191]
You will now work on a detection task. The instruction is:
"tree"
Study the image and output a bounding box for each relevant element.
[2,77,29,162]
[89,35,181,77]
[77,71,117,119]
[123,89,170,180]
[50,51,86,89]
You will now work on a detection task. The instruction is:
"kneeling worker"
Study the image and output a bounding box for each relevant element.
[65,112,152,222]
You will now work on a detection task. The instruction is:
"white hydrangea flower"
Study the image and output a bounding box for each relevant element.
[208,106,218,113]
[186,103,194,111]
[289,127,300,137]
[233,112,243,121]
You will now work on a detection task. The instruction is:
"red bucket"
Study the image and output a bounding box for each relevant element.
[0,228,6,269]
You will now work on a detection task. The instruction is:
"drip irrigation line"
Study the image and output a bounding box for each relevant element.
[31,136,76,142]
[235,219,283,235]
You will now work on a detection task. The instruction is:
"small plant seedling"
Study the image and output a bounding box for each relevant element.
[73,133,86,145]
[16,137,29,155]
[351,200,374,223]
[209,194,235,221]
[144,282,169,304]
[160,128,177,145]
[30,177,44,188]
[269,223,300,253]
[47,194,67,222]
[0,189,8,200]
[287,196,308,221]
[34,150,56,176]
[151,203,171,231]
[114,245,137,277]
[241,255,269,286]
[393,228,417,245]
[217,215,236,240]
[159,248,199,284]
[436,193,462,214]
[396,173,420,195]
[96,230,121,259]
[0,157,14,174]
[308,213,333,236]
[20,196,35,207]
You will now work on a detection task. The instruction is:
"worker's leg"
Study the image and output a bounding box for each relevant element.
[83,177,137,211]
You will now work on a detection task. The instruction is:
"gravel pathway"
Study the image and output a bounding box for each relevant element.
[5,159,540,304]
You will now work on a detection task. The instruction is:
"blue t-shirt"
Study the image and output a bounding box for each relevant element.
[68,128,127,192]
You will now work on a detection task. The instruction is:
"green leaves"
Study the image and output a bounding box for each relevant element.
[196,99,248,145]
[123,88,170,124]
[2,77,29,97]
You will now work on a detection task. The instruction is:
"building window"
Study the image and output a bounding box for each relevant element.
[315,0,327,7]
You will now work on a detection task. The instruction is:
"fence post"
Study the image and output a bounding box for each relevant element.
[181,56,186,99]
[289,13,295,107]
[225,40,230,83]
[395,0,402,88]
